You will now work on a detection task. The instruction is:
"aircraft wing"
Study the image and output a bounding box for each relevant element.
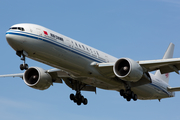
[139,58,180,74]
[0,68,96,92]
[93,58,180,78]
[0,68,69,82]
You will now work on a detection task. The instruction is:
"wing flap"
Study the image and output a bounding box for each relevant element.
[47,68,71,83]
[91,62,115,78]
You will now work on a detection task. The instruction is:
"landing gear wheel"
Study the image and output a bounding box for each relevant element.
[133,94,137,101]
[120,89,125,96]
[20,64,29,70]
[83,98,88,105]
[77,101,81,106]
[24,64,28,70]
[81,96,84,102]
[70,94,75,100]
[131,91,135,98]
[20,64,24,70]
[126,97,131,102]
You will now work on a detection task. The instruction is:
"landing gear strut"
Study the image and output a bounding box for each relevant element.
[20,54,28,70]
[16,51,29,70]
[120,88,137,102]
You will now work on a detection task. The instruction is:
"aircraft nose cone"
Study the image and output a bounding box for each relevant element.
[6,33,14,45]
[6,31,23,51]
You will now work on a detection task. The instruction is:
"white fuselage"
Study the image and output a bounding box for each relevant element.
[6,23,174,100]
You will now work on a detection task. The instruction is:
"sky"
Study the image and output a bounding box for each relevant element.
[1,0,180,120]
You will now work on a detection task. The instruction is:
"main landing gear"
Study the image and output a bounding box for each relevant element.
[68,80,88,106]
[16,51,29,70]
[120,89,138,102]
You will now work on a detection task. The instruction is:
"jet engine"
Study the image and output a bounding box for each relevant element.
[113,58,143,82]
[23,67,52,90]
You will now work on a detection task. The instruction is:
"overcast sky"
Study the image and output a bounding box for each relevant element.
[1,0,180,120]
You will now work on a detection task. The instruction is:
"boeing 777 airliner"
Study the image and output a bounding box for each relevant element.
[1,23,180,105]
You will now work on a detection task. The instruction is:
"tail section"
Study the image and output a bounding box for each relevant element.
[155,43,175,83]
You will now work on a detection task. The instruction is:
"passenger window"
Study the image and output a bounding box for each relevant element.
[94,51,96,54]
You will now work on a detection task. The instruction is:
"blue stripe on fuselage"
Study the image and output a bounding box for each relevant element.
[149,83,170,96]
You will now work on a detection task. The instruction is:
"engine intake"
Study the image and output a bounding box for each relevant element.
[113,58,143,82]
[23,67,52,90]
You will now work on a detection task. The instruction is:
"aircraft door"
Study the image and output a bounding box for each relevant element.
[105,55,109,63]
[71,41,75,48]
[66,39,72,47]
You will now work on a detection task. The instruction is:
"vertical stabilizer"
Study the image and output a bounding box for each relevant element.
[155,43,175,83]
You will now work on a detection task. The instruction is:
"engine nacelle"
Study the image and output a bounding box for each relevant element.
[23,67,52,90]
[113,58,143,82]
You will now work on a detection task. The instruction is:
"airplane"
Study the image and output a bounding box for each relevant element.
[1,23,180,106]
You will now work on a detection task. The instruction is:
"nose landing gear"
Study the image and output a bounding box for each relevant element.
[20,54,29,70]
[16,51,29,70]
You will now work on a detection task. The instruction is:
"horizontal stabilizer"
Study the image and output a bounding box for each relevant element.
[0,73,24,78]
[167,87,180,92]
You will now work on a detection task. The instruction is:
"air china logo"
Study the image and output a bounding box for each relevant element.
[44,31,48,35]
[165,73,169,78]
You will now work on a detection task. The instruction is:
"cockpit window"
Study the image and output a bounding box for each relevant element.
[9,27,25,31]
